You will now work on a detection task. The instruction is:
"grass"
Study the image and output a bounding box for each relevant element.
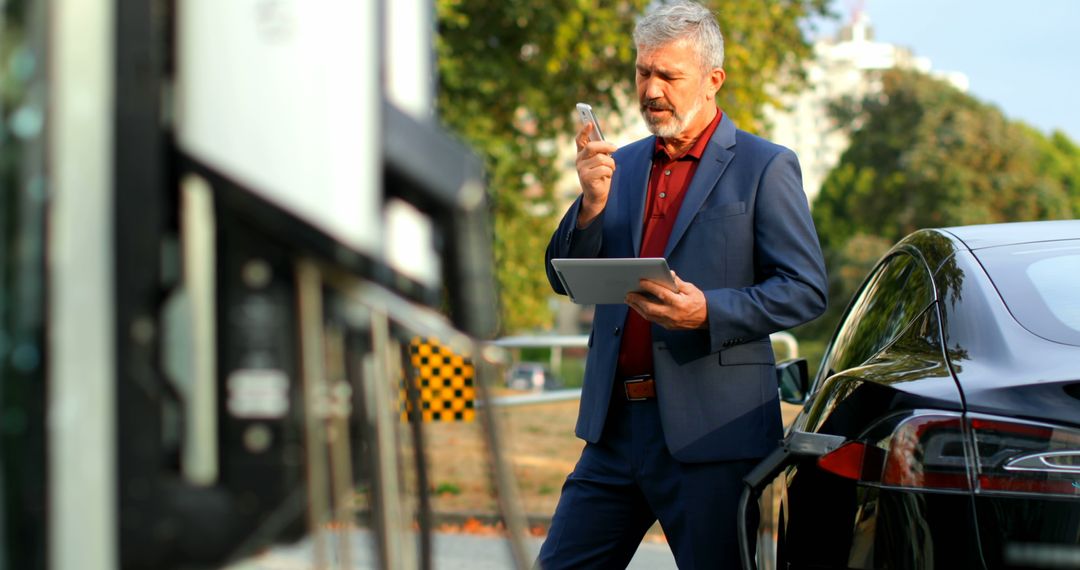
[434,482,463,496]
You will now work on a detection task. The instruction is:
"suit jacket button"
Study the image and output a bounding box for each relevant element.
[614,326,621,336]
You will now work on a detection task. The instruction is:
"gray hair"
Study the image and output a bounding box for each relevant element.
[633,0,725,71]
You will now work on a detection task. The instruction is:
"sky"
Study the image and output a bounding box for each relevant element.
[817,0,1080,142]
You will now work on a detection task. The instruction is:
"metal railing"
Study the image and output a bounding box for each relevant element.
[486,332,800,408]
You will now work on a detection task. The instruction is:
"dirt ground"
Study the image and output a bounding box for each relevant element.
[420,393,802,526]
[422,397,583,518]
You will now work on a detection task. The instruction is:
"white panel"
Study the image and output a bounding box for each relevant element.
[175,0,381,256]
[385,0,433,119]
[384,198,440,288]
[48,0,116,568]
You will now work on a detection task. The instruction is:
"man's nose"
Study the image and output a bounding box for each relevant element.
[640,78,663,101]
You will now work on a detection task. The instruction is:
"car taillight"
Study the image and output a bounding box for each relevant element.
[880,414,971,490]
[815,411,1080,498]
[969,413,1080,498]
[816,412,971,490]
[816,441,867,481]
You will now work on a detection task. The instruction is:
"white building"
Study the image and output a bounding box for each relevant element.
[764,10,968,203]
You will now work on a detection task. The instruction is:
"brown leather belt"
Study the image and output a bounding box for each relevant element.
[623,377,656,401]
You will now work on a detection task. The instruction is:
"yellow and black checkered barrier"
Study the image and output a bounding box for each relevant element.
[400,338,476,422]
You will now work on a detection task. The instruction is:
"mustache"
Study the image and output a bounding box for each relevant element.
[641,98,674,112]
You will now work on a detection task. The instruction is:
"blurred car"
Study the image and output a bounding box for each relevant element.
[767,220,1080,569]
[505,362,562,391]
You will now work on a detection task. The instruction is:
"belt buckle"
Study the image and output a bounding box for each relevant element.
[624,376,650,401]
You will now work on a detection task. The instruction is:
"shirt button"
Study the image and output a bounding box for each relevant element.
[659,192,667,198]
[664,169,671,176]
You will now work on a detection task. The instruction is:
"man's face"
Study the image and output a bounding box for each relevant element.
[635,39,722,139]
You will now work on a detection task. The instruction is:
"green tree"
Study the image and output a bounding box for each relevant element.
[806,68,1080,342]
[435,0,830,333]
[814,69,1076,253]
[1030,127,1080,213]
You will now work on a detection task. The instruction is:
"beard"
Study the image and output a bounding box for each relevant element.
[640,97,701,139]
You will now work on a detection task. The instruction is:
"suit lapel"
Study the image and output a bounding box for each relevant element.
[618,138,655,256]
[664,116,736,258]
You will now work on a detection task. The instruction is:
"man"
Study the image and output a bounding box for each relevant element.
[538,1,828,568]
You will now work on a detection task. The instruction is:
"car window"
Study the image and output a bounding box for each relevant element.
[819,253,935,381]
[973,242,1080,347]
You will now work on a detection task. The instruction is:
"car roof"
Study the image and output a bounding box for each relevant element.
[941,219,1080,251]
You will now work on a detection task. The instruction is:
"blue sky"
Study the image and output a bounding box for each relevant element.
[817,0,1080,142]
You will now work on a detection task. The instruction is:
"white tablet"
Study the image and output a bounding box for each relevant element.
[550,258,677,305]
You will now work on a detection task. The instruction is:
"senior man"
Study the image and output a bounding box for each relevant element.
[538,1,828,567]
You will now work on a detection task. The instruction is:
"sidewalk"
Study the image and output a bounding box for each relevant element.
[226,529,678,569]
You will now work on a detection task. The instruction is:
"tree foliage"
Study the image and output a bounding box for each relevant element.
[814,69,1080,253]
[435,0,830,333]
[805,68,1080,340]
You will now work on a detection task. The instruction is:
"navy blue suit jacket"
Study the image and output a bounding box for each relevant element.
[545,115,827,463]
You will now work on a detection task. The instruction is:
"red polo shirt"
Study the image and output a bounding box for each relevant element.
[615,109,723,378]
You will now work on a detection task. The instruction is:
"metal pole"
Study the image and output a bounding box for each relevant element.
[364,307,415,570]
[48,0,117,567]
[472,342,532,569]
[296,260,332,569]
[180,174,219,485]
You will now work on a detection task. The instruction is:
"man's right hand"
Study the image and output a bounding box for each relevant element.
[575,123,618,229]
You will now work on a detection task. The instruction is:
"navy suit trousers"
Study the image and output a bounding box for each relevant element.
[537,393,758,569]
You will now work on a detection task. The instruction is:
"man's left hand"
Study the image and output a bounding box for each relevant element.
[625,271,708,330]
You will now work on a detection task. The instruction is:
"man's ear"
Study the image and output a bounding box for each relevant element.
[708,68,726,99]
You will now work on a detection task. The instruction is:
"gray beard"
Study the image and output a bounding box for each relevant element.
[641,100,700,140]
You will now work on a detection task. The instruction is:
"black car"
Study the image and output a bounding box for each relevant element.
[763,221,1080,569]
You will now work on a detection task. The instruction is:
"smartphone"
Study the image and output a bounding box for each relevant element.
[576,102,605,142]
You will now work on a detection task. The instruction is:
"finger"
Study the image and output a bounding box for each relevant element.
[644,277,683,304]
[578,141,618,160]
[628,298,671,328]
[588,167,614,182]
[670,271,684,294]
[636,279,673,302]
[582,152,616,172]
[626,291,660,309]
[630,301,665,325]
[576,143,593,162]
[575,123,593,151]
[579,162,615,182]
[629,294,669,325]
[578,162,616,184]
